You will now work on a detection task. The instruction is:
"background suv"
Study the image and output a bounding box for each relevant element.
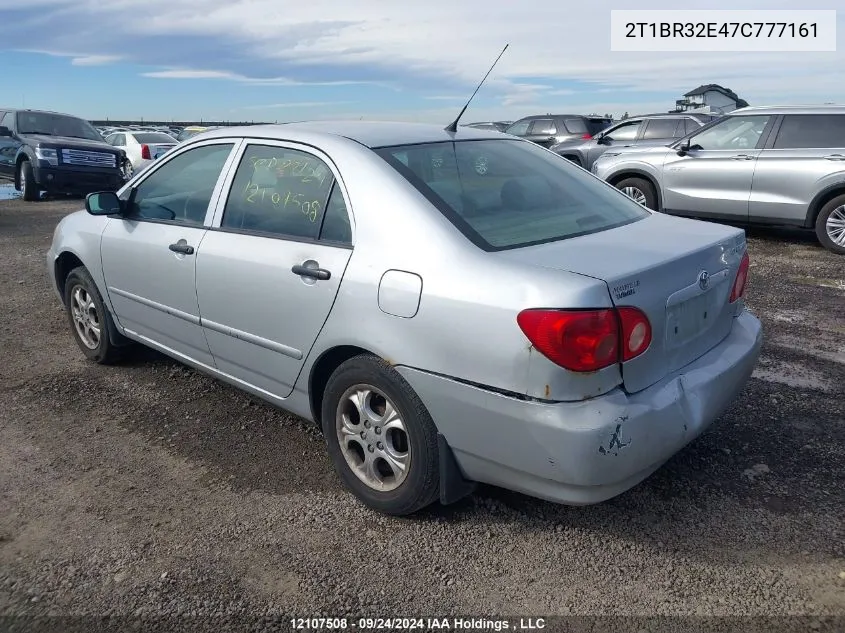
[505,114,613,147]
[593,105,845,254]
[550,112,720,171]
[0,108,126,200]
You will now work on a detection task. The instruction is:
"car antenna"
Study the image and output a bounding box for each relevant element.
[444,44,509,133]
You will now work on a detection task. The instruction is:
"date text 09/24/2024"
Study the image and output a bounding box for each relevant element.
[289,617,547,630]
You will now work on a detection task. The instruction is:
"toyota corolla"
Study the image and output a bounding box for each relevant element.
[46,121,762,515]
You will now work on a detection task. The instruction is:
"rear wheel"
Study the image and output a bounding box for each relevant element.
[814,194,845,255]
[63,266,125,364]
[321,355,440,515]
[616,177,657,210]
[18,160,39,201]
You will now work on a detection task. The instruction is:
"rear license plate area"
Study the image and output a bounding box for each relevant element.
[665,290,720,349]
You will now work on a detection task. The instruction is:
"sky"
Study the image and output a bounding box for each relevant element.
[0,1,842,124]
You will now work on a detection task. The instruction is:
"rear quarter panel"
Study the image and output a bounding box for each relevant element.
[299,143,620,402]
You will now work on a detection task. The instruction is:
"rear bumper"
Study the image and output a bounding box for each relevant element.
[397,310,763,505]
[33,165,125,194]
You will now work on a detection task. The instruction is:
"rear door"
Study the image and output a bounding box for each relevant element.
[195,141,354,399]
[750,113,845,224]
[661,114,774,220]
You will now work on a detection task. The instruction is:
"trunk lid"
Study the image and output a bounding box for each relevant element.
[497,212,747,393]
[148,143,175,159]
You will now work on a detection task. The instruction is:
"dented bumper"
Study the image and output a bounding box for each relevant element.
[396,310,763,505]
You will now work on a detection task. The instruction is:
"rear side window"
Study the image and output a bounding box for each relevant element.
[375,140,649,251]
[773,115,845,149]
[563,118,588,134]
[641,118,682,139]
[221,144,336,240]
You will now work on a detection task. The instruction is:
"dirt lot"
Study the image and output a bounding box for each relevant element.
[0,192,843,630]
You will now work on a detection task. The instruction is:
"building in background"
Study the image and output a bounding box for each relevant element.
[674,84,749,114]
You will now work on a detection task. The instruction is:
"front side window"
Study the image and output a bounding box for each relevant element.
[773,114,845,149]
[375,139,649,251]
[221,144,336,240]
[126,143,234,224]
[605,120,641,141]
[689,115,771,150]
[0,112,13,130]
[15,112,102,141]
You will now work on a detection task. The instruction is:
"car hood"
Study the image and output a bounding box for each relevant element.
[21,134,119,152]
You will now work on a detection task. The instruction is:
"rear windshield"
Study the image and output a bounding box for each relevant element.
[374,139,649,251]
[134,132,176,144]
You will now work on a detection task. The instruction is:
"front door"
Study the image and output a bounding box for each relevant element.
[0,111,19,178]
[661,114,772,220]
[100,141,237,366]
[195,141,354,398]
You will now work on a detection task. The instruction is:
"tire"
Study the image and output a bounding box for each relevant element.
[321,354,440,515]
[814,194,845,255]
[616,176,657,210]
[63,266,125,364]
[18,160,39,202]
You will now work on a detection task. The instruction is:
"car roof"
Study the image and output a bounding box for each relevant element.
[198,120,505,148]
[731,104,845,115]
[631,112,717,119]
[515,114,611,121]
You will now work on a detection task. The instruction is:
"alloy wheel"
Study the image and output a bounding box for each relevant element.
[70,285,101,350]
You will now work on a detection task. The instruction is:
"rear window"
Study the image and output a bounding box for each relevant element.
[374,140,649,251]
[585,118,613,136]
[563,118,588,134]
[773,114,845,149]
[134,132,176,144]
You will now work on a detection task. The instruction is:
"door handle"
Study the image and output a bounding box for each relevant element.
[824,154,845,161]
[291,264,331,280]
[730,154,755,160]
[168,240,194,255]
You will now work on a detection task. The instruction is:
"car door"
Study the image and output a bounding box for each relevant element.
[525,118,558,147]
[194,141,354,399]
[0,111,19,178]
[750,114,845,224]
[587,119,644,166]
[661,114,773,220]
[100,140,239,367]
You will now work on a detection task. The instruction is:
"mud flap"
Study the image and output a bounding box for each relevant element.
[438,433,477,505]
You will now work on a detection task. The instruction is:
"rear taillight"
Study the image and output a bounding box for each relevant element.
[517,307,652,372]
[729,251,750,303]
[141,144,151,160]
[581,133,592,139]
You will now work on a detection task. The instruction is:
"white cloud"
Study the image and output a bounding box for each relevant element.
[71,54,121,65]
[238,101,354,110]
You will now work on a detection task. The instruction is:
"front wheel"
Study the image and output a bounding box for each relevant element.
[18,160,39,201]
[63,266,125,364]
[615,177,657,210]
[321,355,440,515]
[814,194,845,255]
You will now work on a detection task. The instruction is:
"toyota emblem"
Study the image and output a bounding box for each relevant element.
[698,270,710,290]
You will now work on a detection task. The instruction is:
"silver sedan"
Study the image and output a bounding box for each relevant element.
[46,122,763,515]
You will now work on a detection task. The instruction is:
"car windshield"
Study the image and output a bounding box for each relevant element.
[134,132,176,144]
[16,112,102,141]
[375,139,649,251]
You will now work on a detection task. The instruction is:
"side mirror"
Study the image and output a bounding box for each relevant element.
[676,140,691,156]
[0,126,11,137]
[596,135,610,145]
[85,191,122,216]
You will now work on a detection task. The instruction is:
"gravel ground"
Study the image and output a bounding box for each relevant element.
[0,192,843,631]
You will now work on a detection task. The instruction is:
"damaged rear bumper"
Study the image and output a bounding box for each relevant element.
[397,310,763,505]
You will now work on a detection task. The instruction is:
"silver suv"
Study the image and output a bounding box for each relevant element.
[593,105,845,254]
[550,112,719,171]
